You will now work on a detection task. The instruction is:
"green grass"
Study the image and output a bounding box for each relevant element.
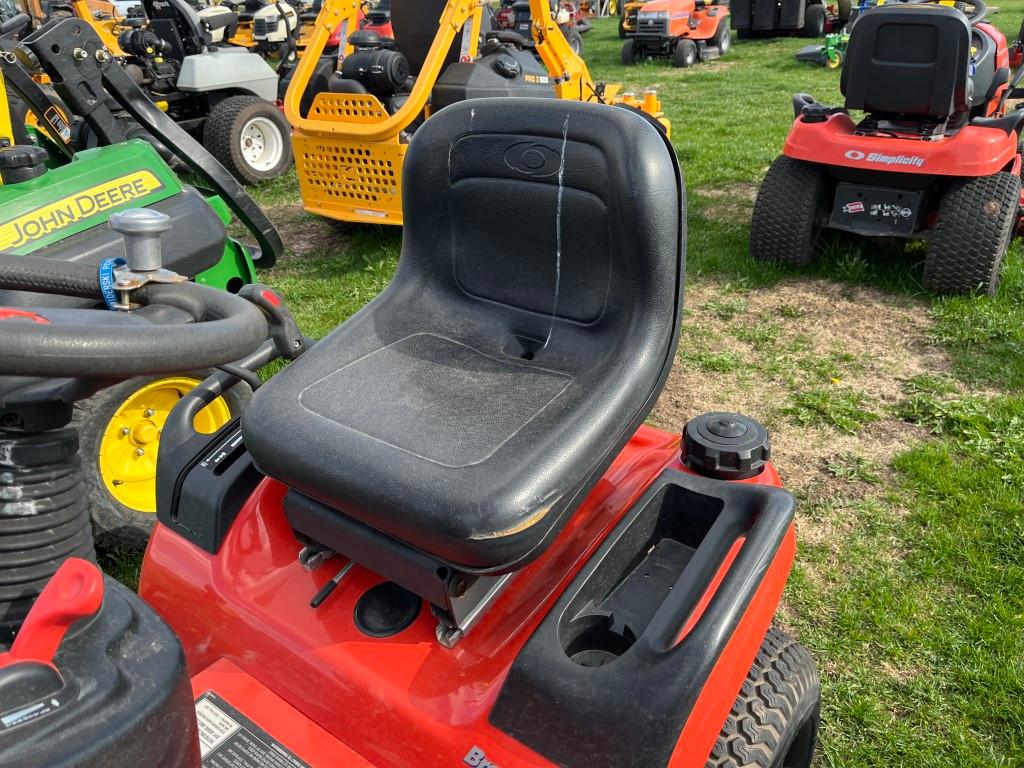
[783,385,878,433]
[123,10,1024,767]
[789,393,1024,766]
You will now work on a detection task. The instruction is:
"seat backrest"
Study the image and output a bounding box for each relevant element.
[400,97,683,421]
[390,0,459,76]
[841,4,971,117]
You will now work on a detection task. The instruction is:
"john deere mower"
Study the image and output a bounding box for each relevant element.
[0,96,820,768]
[751,0,1024,295]
[795,28,848,67]
[0,16,284,552]
[621,0,731,67]
[285,0,668,226]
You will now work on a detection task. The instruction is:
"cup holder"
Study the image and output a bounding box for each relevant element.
[562,614,636,667]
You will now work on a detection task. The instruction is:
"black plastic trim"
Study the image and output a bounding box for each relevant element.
[490,468,794,768]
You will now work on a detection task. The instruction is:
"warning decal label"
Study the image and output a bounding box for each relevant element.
[195,691,310,768]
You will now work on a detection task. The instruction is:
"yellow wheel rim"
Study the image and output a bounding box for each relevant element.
[827,53,842,69]
[98,377,234,513]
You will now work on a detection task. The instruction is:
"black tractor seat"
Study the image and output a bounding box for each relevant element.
[241,98,685,575]
[842,5,972,120]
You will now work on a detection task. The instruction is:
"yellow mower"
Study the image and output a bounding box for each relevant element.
[284,0,669,225]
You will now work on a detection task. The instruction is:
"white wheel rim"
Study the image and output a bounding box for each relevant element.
[239,116,283,173]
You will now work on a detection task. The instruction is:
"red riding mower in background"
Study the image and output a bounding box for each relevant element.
[751,0,1024,295]
[621,0,731,67]
[0,99,821,768]
[362,0,393,38]
[496,0,587,53]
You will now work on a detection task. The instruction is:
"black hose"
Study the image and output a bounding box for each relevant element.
[0,281,269,378]
[0,253,103,299]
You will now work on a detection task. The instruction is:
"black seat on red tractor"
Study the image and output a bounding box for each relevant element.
[242,99,684,574]
[841,5,972,118]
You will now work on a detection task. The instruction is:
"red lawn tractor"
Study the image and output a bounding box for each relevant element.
[622,0,731,67]
[0,99,821,768]
[496,0,588,53]
[751,0,1024,294]
[362,0,393,38]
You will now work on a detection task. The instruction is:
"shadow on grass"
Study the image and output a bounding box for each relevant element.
[688,206,927,296]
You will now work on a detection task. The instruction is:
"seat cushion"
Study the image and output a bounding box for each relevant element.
[242,99,684,572]
[299,333,571,468]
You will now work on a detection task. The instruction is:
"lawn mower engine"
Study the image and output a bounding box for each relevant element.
[431,36,557,110]
[326,29,556,117]
[326,29,411,113]
[119,25,182,99]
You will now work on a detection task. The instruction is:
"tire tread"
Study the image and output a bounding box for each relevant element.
[203,95,292,185]
[705,627,820,768]
[750,156,825,267]
[923,171,1020,295]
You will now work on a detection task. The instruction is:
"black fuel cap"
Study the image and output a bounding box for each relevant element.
[0,145,49,184]
[682,412,770,480]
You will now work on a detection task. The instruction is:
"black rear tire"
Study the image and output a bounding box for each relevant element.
[622,38,639,64]
[923,172,1020,295]
[203,95,292,185]
[802,3,826,37]
[705,627,821,768]
[751,155,827,267]
[563,27,584,54]
[673,38,698,67]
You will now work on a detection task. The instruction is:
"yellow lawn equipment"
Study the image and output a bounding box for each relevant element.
[284,0,669,226]
[17,0,126,51]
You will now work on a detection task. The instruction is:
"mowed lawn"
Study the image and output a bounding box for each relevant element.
[121,9,1024,767]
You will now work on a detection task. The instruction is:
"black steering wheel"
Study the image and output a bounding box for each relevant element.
[0,253,269,379]
[904,0,986,24]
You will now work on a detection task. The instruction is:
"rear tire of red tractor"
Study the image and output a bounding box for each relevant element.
[705,627,821,768]
[802,3,826,37]
[751,155,827,267]
[673,38,698,68]
[923,171,1021,295]
[622,38,640,64]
